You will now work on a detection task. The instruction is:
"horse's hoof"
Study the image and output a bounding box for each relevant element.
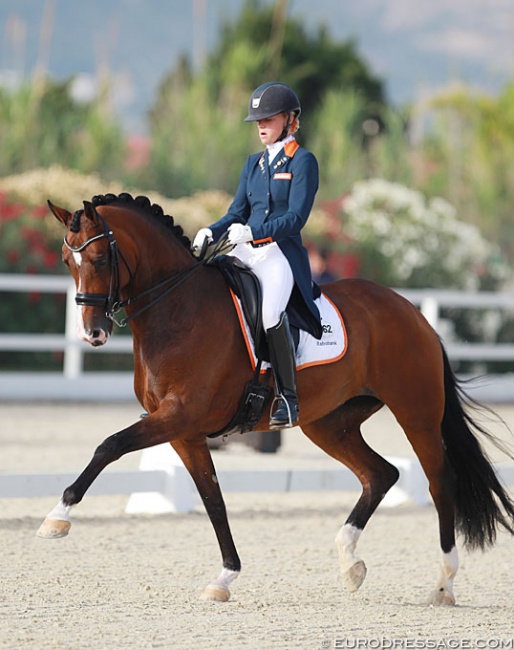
[36,518,71,539]
[199,584,231,602]
[343,560,367,592]
[427,588,456,606]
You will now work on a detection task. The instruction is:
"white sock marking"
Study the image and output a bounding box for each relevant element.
[335,523,362,572]
[210,567,240,590]
[46,499,72,522]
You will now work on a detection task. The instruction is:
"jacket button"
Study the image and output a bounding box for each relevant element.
[265,209,269,215]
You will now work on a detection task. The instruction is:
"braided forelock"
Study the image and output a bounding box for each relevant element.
[70,209,83,233]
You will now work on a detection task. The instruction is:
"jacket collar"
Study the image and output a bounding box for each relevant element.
[283,138,299,158]
[258,137,300,174]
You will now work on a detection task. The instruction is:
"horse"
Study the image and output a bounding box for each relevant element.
[38,192,514,606]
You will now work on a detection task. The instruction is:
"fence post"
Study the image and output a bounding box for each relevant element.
[419,296,440,331]
[63,284,83,379]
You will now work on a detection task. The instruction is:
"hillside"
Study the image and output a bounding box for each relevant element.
[1,0,512,134]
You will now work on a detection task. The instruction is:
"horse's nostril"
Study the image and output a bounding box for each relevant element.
[92,329,102,339]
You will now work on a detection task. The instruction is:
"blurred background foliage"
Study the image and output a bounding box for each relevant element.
[2,0,514,371]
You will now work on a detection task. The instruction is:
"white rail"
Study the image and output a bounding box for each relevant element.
[399,288,514,360]
[2,274,514,399]
[2,447,513,513]
[2,276,514,511]
[0,273,133,379]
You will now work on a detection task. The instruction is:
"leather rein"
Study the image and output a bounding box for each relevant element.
[64,214,229,327]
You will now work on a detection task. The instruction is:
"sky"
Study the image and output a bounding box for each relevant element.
[1,0,514,134]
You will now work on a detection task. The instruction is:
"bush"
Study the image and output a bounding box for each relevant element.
[337,178,512,290]
[0,167,234,371]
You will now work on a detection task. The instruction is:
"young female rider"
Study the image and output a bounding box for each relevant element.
[193,82,322,429]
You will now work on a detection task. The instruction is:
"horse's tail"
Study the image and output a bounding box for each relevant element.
[440,342,514,550]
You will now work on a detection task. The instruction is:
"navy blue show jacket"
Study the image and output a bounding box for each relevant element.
[209,139,323,339]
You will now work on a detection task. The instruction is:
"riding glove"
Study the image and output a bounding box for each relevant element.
[192,227,213,251]
[228,223,253,246]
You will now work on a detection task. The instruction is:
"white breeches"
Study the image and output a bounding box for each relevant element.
[232,242,294,330]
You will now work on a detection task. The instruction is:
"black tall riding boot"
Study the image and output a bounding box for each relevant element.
[266,312,299,429]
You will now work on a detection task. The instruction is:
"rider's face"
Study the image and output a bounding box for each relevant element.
[256,113,289,145]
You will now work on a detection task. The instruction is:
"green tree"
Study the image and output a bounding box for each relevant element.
[412,84,514,254]
[145,0,388,197]
[0,78,126,180]
[206,0,385,126]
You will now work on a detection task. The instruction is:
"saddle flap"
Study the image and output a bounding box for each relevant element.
[211,255,268,360]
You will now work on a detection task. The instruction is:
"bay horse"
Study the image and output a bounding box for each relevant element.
[39,193,514,606]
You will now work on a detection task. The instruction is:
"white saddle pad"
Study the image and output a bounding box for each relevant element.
[229,291,347,371]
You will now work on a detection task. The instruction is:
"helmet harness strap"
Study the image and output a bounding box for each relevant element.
[276,112,294,142]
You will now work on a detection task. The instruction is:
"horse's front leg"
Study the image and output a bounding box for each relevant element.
[171,438,240,602]
[36,413,174,539]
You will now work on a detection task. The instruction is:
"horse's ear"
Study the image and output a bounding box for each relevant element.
[83,200,100,225]
[47,200,71,226]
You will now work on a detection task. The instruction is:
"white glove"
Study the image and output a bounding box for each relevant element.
[192,227,213,251]
[228,223,253,246]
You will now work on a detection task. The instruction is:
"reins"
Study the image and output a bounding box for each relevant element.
[66,218,231,327]
[111,232,232,327]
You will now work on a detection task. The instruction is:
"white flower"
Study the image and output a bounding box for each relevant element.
[340,178,511,289]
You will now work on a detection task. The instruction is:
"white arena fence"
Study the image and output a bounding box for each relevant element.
[1,273,514,513]
[1,444,514,513]
[2,273,514,401]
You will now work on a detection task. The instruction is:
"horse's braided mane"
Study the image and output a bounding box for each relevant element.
[91,192,192,250]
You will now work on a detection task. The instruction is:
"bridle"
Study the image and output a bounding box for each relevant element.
[64,217,121,314]
[64,213,230,327]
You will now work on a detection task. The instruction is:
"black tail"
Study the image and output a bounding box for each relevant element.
[440,343,514,550]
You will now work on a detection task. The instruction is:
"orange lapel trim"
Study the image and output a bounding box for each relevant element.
[284,139,300,158]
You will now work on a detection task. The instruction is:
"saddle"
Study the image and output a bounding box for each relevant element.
[207,254,308,438]
[213,255,268,361]
[212,254,301,359]
[208,255,272,437]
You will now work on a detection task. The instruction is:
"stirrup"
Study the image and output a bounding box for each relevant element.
[269,395,298,429]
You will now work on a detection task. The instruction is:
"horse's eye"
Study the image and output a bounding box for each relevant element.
[92,257,109,270]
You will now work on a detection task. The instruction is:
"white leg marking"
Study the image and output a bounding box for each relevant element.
[47,499,72,522]
[442,546,459,580]
[430,546,459,605]
[210,567,240,590]
[335,524,367,592]
[335,524,362,572]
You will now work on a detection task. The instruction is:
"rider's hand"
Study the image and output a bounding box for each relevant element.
[192,227,213,251]
[228,223,253,246]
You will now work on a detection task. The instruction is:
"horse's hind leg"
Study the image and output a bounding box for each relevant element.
[392,416,458,605]
[302,398,400,593]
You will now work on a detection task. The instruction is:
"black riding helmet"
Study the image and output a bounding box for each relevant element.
[244,82,301,122]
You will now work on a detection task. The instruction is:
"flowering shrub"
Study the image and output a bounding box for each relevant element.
[0,167,234,370]
[338,178,511,290]
[0,192,63,275]
[0,165,232,238]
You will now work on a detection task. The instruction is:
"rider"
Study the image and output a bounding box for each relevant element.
[193,81,322,429]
